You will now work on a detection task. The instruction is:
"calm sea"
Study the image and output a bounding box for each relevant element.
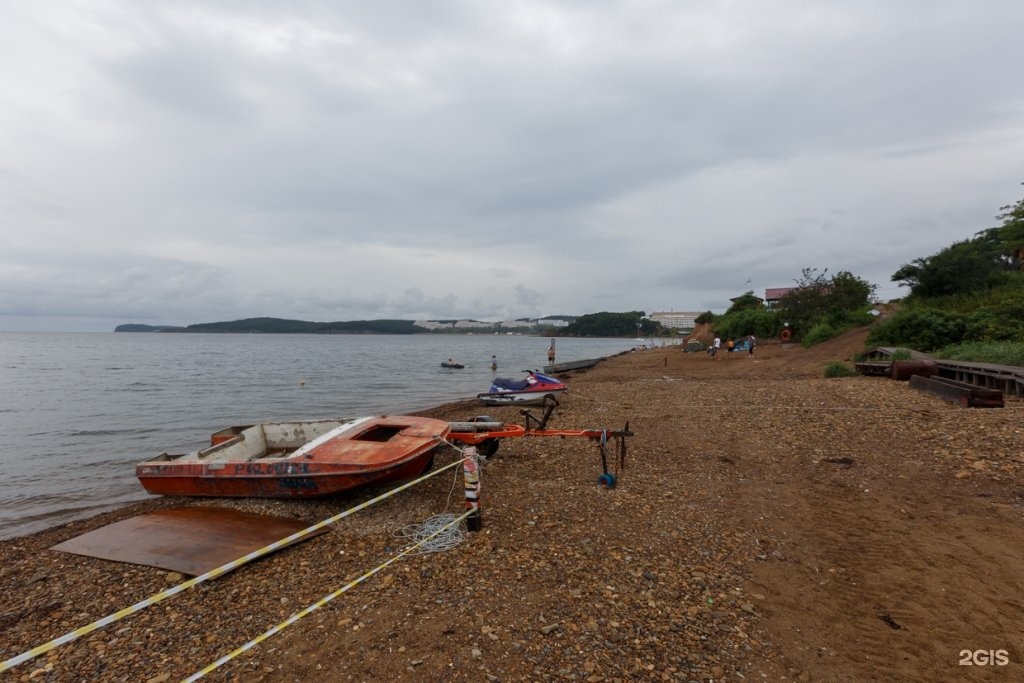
[0,332,642,540]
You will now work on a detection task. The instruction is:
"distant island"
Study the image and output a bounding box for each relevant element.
[114,316,571,335]
[115,318,429,334]
[114,312,661,337]
[113,324,188,333]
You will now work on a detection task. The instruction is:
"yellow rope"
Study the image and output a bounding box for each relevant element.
[183,508,475,681]
[0,442,469,674]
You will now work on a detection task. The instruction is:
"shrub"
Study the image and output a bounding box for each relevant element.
[695,311,716,324]
[866,307,968,351]
[823,361,857,378]
[936,341,1024,367]
[802,322,838,347]
[713,307,781,341]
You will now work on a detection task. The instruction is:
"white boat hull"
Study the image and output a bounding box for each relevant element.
[477,389,565,406]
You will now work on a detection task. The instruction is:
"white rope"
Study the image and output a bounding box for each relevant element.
[1,436,470,674]
[394,512,469,554]
[395,436,482,554]
[184,508,475,681]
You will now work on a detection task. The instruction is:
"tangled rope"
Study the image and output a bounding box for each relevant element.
[394,513,469,554]
[393,437,481,554]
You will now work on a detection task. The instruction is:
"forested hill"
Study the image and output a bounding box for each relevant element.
[115,318,427,334]
[113,324,186,333]
[114,314,647,336]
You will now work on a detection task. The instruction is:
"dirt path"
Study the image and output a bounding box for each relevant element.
[638,334,1024,681]
[2,331,1022,682]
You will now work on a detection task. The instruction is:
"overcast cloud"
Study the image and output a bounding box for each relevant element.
[2,1,1022,331]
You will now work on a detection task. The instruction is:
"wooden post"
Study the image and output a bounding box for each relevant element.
[463,447,482,532]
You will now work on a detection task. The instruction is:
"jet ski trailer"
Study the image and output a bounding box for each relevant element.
[448,396,632,488]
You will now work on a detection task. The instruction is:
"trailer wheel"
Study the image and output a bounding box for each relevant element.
[477,438,500,458]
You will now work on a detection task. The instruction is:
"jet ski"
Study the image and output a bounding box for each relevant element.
[477,370,567,406]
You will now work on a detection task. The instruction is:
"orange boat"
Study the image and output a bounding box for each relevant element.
[136,416,451,498]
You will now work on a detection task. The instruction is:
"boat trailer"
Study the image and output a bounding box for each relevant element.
[447,396,633,488]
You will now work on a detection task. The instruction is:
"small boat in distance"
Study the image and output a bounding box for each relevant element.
[543,357,603,374]
[477,370,567,406]
[441,359,465,369]
[136,416,451,498]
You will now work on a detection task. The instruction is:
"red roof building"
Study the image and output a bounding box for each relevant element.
[764,287,797,305]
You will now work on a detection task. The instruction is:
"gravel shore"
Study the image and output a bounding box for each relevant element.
[2,333,1023,682]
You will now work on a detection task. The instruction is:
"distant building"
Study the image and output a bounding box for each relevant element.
[764,288,797,308]
[414,317,575,331]
[414,319,499,330]
[497,319,534,329]
[535,317,571,328]
[453,319,495,329]
[648,311,702,330]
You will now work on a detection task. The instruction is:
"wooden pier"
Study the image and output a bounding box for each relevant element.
[856,347,1024,400]
[935,359,1024,398]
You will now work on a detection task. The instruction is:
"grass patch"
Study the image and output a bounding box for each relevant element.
[936,341,1024,367]
[824,361,857,378]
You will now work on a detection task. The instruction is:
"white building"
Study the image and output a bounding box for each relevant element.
[535,318,571,328]
[648,311,702,330]
[453,319,495,329]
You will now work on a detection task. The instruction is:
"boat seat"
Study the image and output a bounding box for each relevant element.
[491,378,530,390]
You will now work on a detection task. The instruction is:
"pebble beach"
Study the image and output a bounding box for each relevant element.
[2,333,1023,682]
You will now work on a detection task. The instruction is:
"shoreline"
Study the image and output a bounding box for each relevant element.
[3,339,1023,681]
[0,333,642,543]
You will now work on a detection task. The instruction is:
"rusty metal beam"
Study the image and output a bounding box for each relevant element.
[908,375,1004,408]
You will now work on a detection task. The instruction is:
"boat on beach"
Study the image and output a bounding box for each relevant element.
[477,370,567,406]
[136,416,451,498]
[542,357,603,374]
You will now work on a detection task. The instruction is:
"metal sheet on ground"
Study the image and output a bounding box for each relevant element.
[50,507,328,576]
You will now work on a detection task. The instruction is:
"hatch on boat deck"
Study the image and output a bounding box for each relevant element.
[50,506,327,576]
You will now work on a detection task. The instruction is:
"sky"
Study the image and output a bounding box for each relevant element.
[2,1,1022,332]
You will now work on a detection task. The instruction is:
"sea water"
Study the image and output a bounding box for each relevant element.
[0,332,641,540]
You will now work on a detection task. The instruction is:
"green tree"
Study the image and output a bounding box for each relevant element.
[867,308,967,351]
[694,311,716,324]
[775,268,875,340]
[892,238,1005,298]
[829,271,876,314]
[877,187,1024,355]
[892,188,1024,299]
[560,311,661,337]
[724,291,763,315]
[984,189,1024,270]
[713,306,780,340]
[774,268,830,337]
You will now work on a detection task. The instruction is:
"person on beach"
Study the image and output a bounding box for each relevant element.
[726,338,734,353]
[711,335,721,359]
[547,344,556,364]
[749,335,756,357]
